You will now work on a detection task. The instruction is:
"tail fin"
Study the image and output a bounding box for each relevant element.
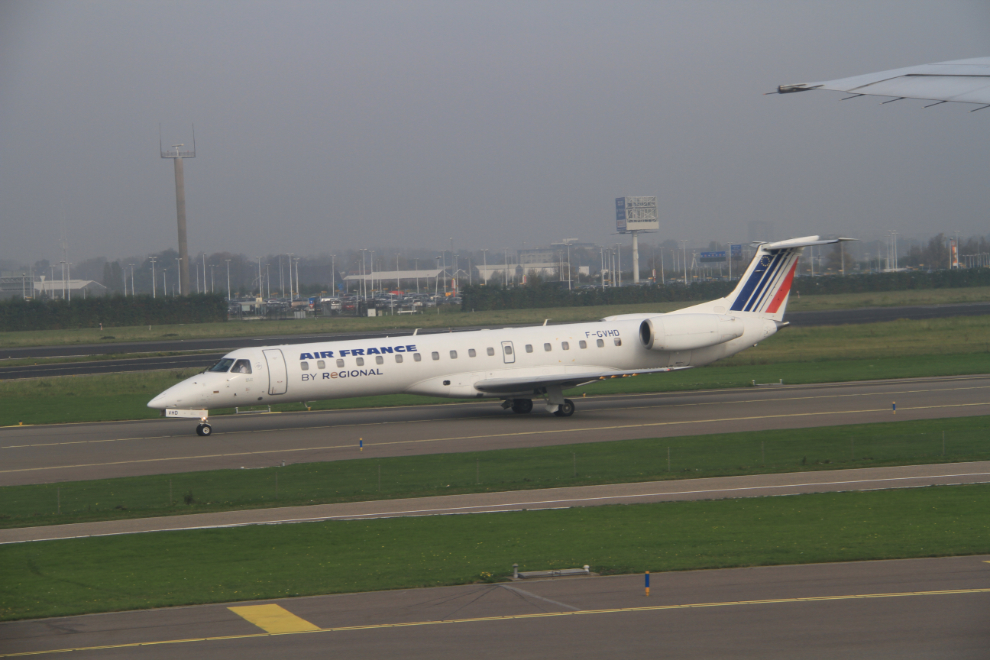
[727,236,854,321]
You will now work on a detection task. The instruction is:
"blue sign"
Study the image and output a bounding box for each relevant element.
[731,244,742,256]
[700,251,726,263]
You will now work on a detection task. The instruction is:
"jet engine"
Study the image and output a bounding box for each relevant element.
[639,314,744,352]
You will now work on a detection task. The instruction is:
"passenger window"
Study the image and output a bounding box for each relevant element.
[432,352,440,360]
[525,344,533,353]
[356,357,365,366]
[544,343,552,352]
[597,339,605,348]
[504,345,513,355]
[614,338,622,346]
[450,350,458,359]
[395,354,403,363]
[487,347,495,356]
[316,360,326,370]
[376,355,384,365]
[414,353,422,362]
[562,342,569,350]
[300,362,309,371]
[468,349,476,357]
[336,359,345,368]
[579,340,587,349]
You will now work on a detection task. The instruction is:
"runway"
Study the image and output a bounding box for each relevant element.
[2,375,988,486]
[3,461,988,544]
[2,302,988,379]
[2,555,988,658]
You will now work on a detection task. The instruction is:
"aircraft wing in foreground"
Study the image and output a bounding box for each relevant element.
[775,56,990,109]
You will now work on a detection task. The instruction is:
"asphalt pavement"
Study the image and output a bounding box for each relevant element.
[3,460,987,544]
[3,555,988,658]
[2,375,987,486]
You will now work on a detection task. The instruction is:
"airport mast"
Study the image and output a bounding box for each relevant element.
[160,126,196,296]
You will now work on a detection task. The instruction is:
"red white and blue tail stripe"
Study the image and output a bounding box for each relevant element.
[727,236,854,320]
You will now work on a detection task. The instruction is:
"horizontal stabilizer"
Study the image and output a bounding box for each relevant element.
[760,236,856,250]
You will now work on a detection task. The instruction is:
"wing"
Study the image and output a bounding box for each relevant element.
[473,366,688,395]
[776,57,990,109]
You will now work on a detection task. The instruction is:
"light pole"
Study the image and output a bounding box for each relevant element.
[287,253,295,300]
[163,267,168,296]
[225,259,231,300]
[330,254,336,295]
[129,264,135,296]
[503,249,508,286]
[175,257,182,296]
[679,241,687,284]
[150,258,157,298]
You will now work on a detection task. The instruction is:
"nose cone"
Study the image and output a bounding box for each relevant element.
[148,380,195,410]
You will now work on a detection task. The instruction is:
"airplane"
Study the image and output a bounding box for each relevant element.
[148,236,852,436]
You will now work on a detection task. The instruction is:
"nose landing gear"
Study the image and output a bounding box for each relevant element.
[196,423,213,436]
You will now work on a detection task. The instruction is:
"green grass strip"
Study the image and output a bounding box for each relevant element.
[5,415,989,529]
[1,483,988,621]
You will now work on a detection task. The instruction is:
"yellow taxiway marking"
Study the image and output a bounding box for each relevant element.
[1,401,988,475]
[3,588,990,657]
[228,604,320,633]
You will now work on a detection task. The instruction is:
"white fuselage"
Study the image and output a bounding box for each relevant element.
[147,315,776,412]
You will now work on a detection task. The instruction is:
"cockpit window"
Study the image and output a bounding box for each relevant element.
[208,358,235,373]
[231,359,252,374]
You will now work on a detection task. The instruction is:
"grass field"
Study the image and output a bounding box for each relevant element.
[1,483,987,620]
[3,285,989,349]
[4,415,987,529]
[2,315,988,427]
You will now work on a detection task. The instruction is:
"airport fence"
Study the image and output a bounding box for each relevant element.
[461,268,990,312]
[3,420,987,525]
[460,281,735,311]
[0,294,227,331]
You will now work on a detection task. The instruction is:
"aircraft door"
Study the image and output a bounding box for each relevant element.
[501,341,515,364]
[263,349,288,395]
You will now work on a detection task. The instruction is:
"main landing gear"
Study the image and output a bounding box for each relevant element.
[552,399,575,417]
[505,397,574,417]
[510,399,534,414]
[196,423,212,436]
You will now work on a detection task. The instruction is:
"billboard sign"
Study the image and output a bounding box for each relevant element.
[700,251,727,263]
[615,196,658,233]
[730,244,742,256]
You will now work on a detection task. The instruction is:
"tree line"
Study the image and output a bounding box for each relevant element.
[0,294,227,332]
[461,267,990,312]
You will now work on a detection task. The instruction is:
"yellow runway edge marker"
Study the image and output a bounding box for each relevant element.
[228,604,320,634]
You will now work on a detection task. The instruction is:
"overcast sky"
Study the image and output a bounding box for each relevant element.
[2,0,989,266]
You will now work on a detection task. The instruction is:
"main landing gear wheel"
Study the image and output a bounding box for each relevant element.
[196,423,212,437]
[511,399,534,414]
[553,399,575,417]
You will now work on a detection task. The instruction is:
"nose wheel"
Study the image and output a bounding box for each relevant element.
[552,399,575,417]
[196,423,213,437]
